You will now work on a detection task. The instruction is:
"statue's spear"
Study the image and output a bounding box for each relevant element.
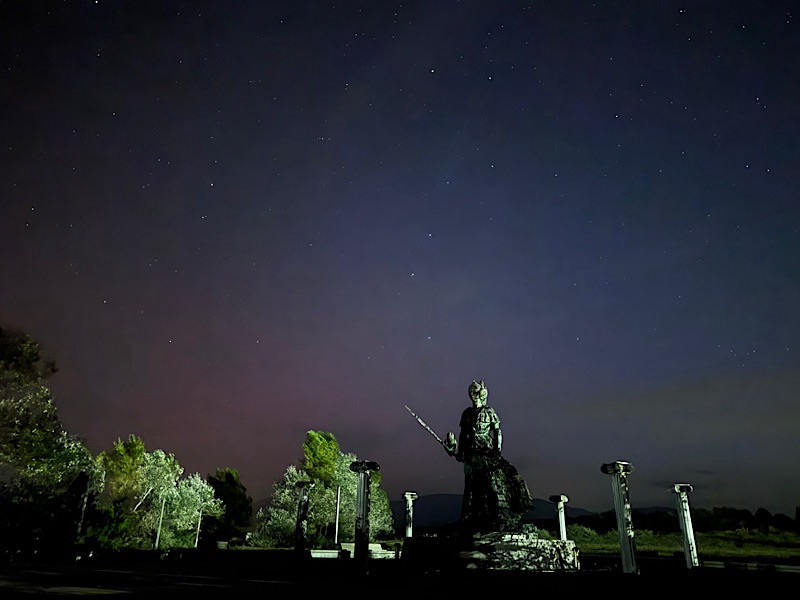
[404,405,447,449]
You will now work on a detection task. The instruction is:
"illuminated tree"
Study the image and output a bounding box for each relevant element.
[97,434,147,507]
[301,430,340,485]
[155,473,222,549]
[328,451,393,542]
[367,471,394,540]
[0,327,100,556]
[252,431,394,548]
[251,464,309,547]
[94,436,201,549]
[132,449,184,548]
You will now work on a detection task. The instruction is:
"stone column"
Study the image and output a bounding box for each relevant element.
[294,480,313,555]
[549,494,569,541]
[350,460,380,569]
[403,491,418,538]
[672,483,699,568]
[601,461,638,574]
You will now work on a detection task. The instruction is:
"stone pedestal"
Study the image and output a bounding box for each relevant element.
[402,531,580,573]
[459,532,580,571]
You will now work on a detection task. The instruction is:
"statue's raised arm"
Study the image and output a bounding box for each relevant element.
[405,405,457,457]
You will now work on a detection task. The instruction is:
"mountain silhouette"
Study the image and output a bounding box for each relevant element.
[390,493,596,531]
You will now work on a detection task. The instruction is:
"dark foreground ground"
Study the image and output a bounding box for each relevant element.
[1,549,797,598]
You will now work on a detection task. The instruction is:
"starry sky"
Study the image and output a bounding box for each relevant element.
[2,1,799,517]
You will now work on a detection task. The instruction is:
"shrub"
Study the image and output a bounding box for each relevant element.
[566,524,599,542]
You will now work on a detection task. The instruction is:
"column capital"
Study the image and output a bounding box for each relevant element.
[601,461,634,475]
[672,483,693,494]
[350,460,380,473]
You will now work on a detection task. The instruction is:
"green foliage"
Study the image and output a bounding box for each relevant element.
[155,473,223,549]
[97,434,147,506]
[517,523,551,538]
[250,465,308,548]
[325,450,395,544]
[0,330,96,504]
[326,452,357,542]
[301,430,340,485]
[368,481,395,541]
[92,435,221,550]
[568,523,800,560]
[0,327,228,553]
[96,436,185,534]
[566,523,599,542]
[253,432,395,548]
[0,327,100,555]
[86,503,131,550]
[0,381,97,490]
[695,528,800,559]
[128,449,184,548]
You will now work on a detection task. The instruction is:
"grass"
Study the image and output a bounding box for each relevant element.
[237,525,800,564]
[564,524,800,561]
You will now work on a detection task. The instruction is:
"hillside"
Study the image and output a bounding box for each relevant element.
[390,494,595,531]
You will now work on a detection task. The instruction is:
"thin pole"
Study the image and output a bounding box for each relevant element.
[334,486,341,545]
[155,495,167,550]
[194,509,202,549]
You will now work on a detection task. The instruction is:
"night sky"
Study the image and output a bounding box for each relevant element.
[2,1,799,516]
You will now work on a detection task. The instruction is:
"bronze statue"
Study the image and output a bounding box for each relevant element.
[444,380,533,532]
[407,380,533,533]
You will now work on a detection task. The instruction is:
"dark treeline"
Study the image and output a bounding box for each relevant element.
[531,506,798,535]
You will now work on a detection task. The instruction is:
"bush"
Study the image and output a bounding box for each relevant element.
[566,524,599,542]
[520,523,552,539]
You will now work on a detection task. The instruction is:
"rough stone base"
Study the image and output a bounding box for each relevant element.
[459,532,580,571]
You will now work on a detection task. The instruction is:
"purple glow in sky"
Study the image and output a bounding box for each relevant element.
[1,1,799,516]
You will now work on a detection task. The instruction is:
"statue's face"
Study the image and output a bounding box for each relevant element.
[468,381,488,406]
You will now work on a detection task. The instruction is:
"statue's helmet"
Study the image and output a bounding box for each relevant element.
[468,380,488,404]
